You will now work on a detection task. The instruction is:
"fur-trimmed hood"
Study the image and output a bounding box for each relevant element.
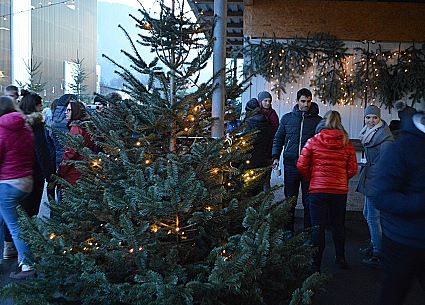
[25,112,44,127]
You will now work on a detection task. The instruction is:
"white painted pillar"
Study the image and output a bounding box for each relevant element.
[11,0,31,86]
[211,0,227,138]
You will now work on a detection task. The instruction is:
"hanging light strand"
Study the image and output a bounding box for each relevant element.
[1,0,75,21]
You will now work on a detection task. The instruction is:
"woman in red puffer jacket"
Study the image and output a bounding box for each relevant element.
[297,110,357,272]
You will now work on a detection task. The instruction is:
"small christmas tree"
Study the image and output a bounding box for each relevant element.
[68,52,88,102]
[4,1,325,304]
[17,53,47,94]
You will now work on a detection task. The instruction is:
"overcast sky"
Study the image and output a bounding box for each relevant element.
[97,0,191,12]
[97,0,213,87]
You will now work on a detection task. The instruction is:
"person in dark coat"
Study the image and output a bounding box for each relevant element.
[357,105,394,268]
[297,111,357,271]
[272,88,322,232]
[19,90,56,216]
[257,91,279,138]
[257,91,279,188]
[371,112,425,305]
[244,98,274,195]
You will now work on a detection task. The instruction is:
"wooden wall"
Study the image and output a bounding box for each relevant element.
[244,0,425,42]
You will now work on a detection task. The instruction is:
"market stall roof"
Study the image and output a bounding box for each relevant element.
[186,0,425,58]
[186,0,245,58]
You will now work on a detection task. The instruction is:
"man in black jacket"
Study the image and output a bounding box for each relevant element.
[272,88,322,232]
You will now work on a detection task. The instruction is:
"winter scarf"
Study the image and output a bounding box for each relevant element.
[359,120,383,145]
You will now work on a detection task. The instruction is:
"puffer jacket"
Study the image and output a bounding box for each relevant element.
[272,102,322,165]
[356,120,393,196]
[297,129,357,194]
[0,112,34,180]
[25,112,55,182]
[372,113,425,249]
[245,112,274,168]
[57,120,94,185]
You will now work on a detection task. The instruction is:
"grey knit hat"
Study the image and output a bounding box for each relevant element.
[364,105,381,118]
[257,91,272,103]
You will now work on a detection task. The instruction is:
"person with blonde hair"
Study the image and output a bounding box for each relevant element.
[297,110,357,272]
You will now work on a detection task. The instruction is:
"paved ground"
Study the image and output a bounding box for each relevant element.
[0,261,17,305]
[308,211,424,305]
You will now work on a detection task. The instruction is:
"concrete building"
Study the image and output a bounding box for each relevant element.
[0,0,98,100]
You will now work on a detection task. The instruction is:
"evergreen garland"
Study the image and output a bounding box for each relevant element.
[244,34,425,108]
[307,34,349,105]
[396,45,425,107]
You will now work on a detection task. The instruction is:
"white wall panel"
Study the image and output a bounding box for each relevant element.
[11,0,31,85]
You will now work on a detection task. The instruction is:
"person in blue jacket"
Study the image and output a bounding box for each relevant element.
[372,112,425,305]
[47,94,77,169]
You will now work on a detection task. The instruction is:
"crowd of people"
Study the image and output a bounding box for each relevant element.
[0,85,109,279]
[0,84,424,304]
[244,88,424,305]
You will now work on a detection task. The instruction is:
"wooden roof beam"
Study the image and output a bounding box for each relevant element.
[194,0,243,3]
[226,40,243,45]
[202,10,243,17]
[226,32,243,38]
[226,22,243,28]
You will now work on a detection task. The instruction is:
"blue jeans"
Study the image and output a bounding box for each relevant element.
[0,183,32,264]
[284,163,311,232]
[363,196,382,255]
[309,193,347,270]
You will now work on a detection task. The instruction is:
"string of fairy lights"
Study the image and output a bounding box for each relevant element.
[246,36,423,109]
[0,0,76,21]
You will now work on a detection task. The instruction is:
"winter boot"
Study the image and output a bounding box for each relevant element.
[3,241,18,260]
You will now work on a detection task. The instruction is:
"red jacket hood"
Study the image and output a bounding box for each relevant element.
[296,128,357,194]
[316,129,346,150]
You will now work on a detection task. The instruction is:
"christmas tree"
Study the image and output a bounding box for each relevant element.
[4,1,325,304]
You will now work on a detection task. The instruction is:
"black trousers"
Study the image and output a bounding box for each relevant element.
[379,235,425,305]
[309,193,347,270]
[283,163,311,232]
